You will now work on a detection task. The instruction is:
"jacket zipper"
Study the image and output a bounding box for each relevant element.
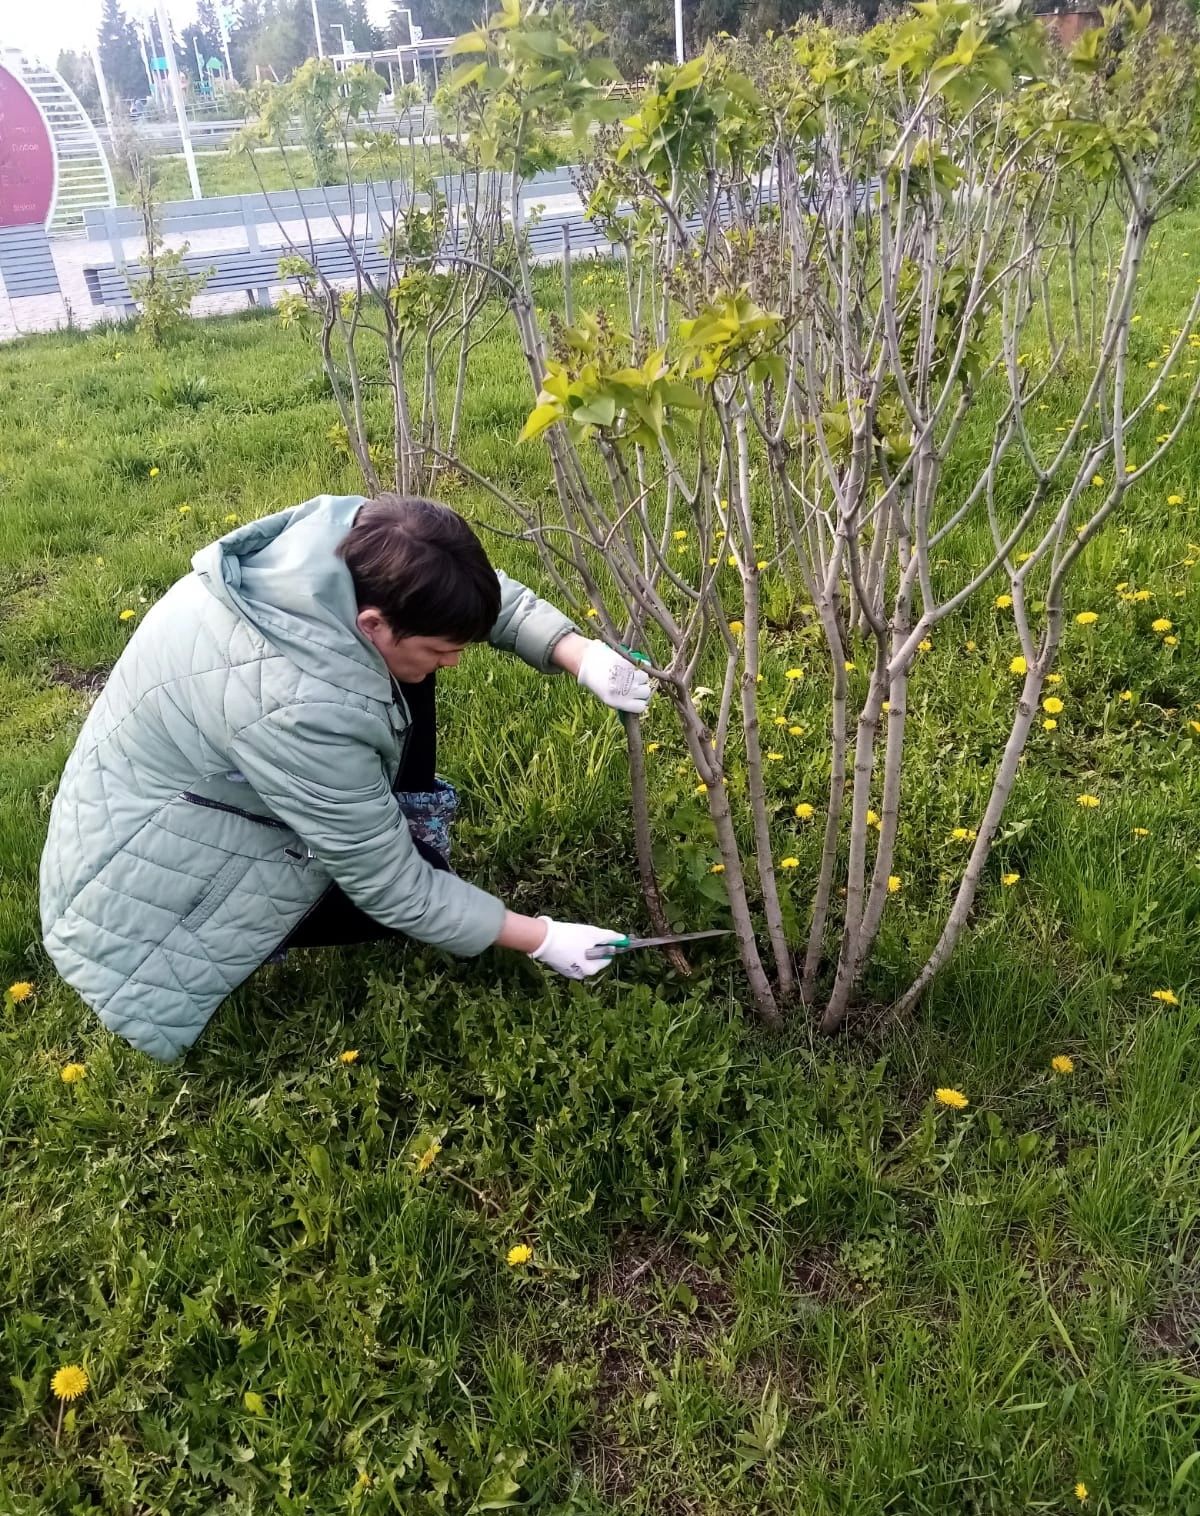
[181,791,288,830]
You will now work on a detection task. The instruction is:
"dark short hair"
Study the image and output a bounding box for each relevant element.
[338,494,501,644]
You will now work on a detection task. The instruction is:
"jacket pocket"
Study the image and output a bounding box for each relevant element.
[182,855,245,931]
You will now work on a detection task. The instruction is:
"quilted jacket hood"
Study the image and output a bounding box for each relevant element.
[192,493,389,702]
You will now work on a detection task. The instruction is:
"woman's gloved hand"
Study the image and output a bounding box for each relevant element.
[575,642,653,714]
[528,917,626,978]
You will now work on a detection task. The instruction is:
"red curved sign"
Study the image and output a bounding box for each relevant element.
[0,65,56,228]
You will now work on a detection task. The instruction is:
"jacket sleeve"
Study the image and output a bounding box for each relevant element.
[228,701,506,955]
[489,570,579,673]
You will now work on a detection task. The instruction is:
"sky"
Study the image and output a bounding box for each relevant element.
[1,0,395,66]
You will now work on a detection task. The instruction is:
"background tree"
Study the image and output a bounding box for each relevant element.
[97,0,147,103]
[55,50,102,119]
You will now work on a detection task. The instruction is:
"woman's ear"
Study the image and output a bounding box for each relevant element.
[356,606,387,649]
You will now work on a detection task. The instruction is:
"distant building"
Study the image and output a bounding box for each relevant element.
[1032,1,1102,48]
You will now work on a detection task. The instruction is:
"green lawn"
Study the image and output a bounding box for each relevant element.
[3,236,1200,1513]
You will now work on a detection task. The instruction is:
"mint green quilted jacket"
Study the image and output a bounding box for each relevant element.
[39,494,576,1061]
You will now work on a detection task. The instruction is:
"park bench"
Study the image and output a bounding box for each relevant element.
[0,222,62,301]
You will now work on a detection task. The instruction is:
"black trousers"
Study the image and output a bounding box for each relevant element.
[277,674,449,951]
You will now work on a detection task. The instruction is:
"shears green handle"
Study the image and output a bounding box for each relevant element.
[586,928,732,961]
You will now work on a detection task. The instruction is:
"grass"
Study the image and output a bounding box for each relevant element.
[3,224,1200,1513]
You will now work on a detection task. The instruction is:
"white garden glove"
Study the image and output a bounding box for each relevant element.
[576,641,653,714]
[528,917,626,979]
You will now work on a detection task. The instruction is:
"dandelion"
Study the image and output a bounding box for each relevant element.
[585,607,599,619]
[1152,618,1173,633]
[1119,689,1133,702]
[1075,611,1098,626]
[756,559,768,571]
[728,620,744,635]
[965,640,978,653]
[1043,719,1058,731]
[785,668,804,680]
[1075,1482,1088,1504]
[1051,1055,1075,1074]
[1157,434,1171,444]
[866,810,881,829]
[7,981,33,1003]
[177,504,191,515]
[1168,493,1185,505]
[415,1141,441,1174]
[773,716,788,726]
[950,827,976,842]
[1157,402,1170,412]
[1076,794,1101,809]
[1190,722,1200,736]
[356,1472,373,1489]
[844,660,856,672]
[1001,872,1021,887]
[780,856,800,869]
[149,466,160,478]
[995,594,1013,610]
[243,1391,266,1415]
[918,638,932,652]
[795,803,815,821]
[506,1243,533,1267]
[695,782,708,794]
[1151,988,1179,1006]
[60,1063,87,1083]
[1132,588,1152,602]
[710,862,725,873]
[339,1049,359,1065]
[1091,474,1104,487]
[727,554,738,567]
[788,725,804,736]
[224,513,239,525]
[935,1087,969,1109]
[1010,655,1028,676]
[887,874,902,893]
[1165,635,1179,646]
[52,1365,89,1401]
[673,529,688,541]
[708,556,719,566]
[1043,696,1064,715]
[1046,673,1064,685]
[645,742,660,753]
[1132,827,1149,838]
[767,751,784,761]
[119,609,136,622]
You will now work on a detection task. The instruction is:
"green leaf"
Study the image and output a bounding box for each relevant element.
[450,30,488,54]
[573,393,617,427]
[668,55,707,96]
[518,403,560,442]
[447,59,489,91]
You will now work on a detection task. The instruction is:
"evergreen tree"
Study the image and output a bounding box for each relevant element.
[55,51,102,119]
[97,0,147,103]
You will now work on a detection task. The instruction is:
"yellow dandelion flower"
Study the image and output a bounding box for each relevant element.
[1125,462,1137,474]
[1001,872,1021,887]
[866,809,881,829]
[950,827,973,842]
[148,466,160,478]
[1010,655,1028,676]
[224,513,240,525]
[995,594,1013,610]
[119,609,136,622]
[416,1141,441,1173]
[766,752,784,761]
[585,607,599,619]
[51,1365,89,1401]
[780,856,800,869]
[935,1087,968,1109]
[785,668,804,680]
[7,981,33,1003]
[339,1049,359,1064]
[1168,494,1184,506]
[1075,611,1098,626]
[1190,722,1200,736]
[1091,474,1104,487]
[1076,794,1100,809]
[727,554,738,567]
[673,529,688,541]
[1016,551,1033,564]
[1157,402,1170,412]
[1132,827,1149,837]
[1151,988,1179,1006]
[756,559,768,571]
[727,621,744,636]
[887,874,902,894]
[60,1063,87,1083]
[844,660,856,672]
[788,725,804,736]
[965,640,978,653]
[1152,618,1173,633]
[918,638,932,652]
[1043,719,1058,731]
[177,504,191,515]
[356,1472,373,1489]
[1132,589,1152,602]
[1119,689,1133,701]
[645,742,660,753]
[773,715,788,727]
[1051,1055,1074,1074]
[1165,635,1179,646]
[1074,1482,1088,1503]
[710,862,725,873]
[795,803,815,820]
[1046,673,1063,685]
[695,782,708,794]
[1043,696,1064,715]
[506,1243,533,1267]
[243,1391,266,1415]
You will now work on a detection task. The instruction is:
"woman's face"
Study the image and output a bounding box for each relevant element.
[356,608,466,683]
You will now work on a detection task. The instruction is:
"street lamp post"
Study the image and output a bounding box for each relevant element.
[674,0,684,63]
[310,0,325,57]
[154,0,202,199]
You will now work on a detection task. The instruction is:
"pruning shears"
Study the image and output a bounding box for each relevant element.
[586,929,733,961]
